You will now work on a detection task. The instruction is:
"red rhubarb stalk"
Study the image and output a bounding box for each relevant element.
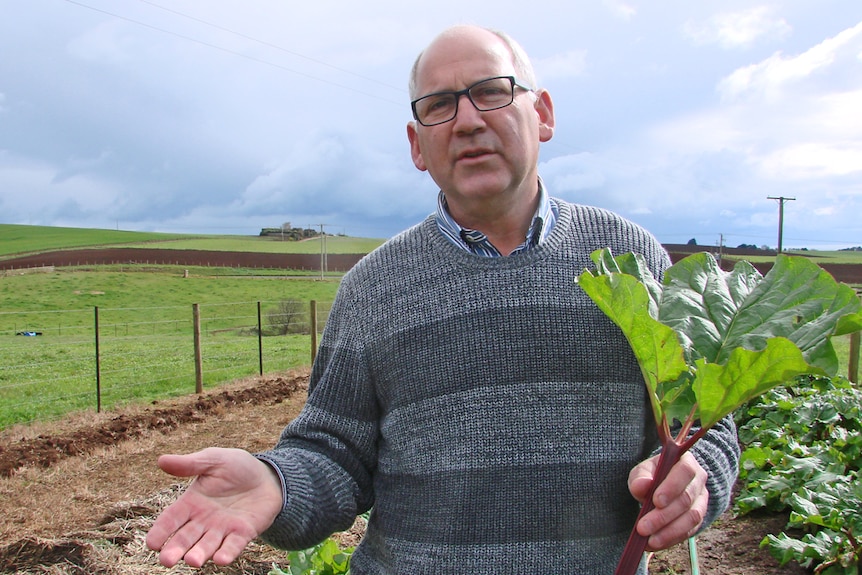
[614,438,686,574]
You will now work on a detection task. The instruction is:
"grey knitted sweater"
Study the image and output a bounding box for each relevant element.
[257,200,740,574]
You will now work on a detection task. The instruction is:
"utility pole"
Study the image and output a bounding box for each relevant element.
[318,223,328,279]
[767,196,795,253]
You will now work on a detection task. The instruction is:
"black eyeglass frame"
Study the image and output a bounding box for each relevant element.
[410,75,534,127]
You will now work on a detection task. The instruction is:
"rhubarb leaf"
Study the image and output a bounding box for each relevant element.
[577,249,862,431]
[576,269,690,426]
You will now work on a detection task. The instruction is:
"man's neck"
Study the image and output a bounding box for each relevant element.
[444,188,540,256]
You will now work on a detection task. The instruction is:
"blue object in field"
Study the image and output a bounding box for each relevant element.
[15,331,42,336]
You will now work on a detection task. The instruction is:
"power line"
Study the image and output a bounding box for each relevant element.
[135,0,405,93]
[60,0,403,107]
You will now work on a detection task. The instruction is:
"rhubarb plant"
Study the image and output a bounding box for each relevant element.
[576,248,862,575]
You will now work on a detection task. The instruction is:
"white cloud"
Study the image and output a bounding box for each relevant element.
[719,21,862,101]
[0,153,119,224]
[67,20,137,64]
[534,50,588,81]
[603,0,637,20]
[758,141,862,179]
[233,133,433,223]
[685,7,791,49]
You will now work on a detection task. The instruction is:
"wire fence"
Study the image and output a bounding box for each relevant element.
[0,300,332,429]
[1,298,859,430]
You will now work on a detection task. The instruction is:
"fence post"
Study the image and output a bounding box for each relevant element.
[310,300,318,365]
[94,306,101,413]
[850,331,860,384]
[193,303,203,394]
[257,301,263,375]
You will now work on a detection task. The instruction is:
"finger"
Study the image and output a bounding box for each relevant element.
[213,531,256,566]
[638,480,707,550]
[157,518,208,567]
[183,527,227,568]
[627,458,658,503]
[651,454,702,508]
[146,503,191,552]
[644,495,707,551]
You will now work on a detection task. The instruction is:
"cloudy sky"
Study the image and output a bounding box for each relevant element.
[2,1,861,249]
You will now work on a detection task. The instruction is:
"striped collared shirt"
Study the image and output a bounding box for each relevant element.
[435,179,558,257]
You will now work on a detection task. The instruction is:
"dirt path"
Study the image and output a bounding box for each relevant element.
[0,368,807,574]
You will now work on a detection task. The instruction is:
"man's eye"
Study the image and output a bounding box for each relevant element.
[426,97,454,112]
[476,87,506,97]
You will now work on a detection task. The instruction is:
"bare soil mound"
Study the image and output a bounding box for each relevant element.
[0,375,304,478]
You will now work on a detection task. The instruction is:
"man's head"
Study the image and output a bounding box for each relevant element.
[406,25,554,220]
[408,28,537,102]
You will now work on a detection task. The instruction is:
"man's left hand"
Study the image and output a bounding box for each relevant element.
[628,451,708,551]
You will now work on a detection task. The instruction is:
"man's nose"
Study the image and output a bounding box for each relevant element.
[452,93,485,129]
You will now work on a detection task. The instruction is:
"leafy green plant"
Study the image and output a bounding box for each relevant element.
[269,538,354,575]
[735,375,862,573]
[576,249,862,575]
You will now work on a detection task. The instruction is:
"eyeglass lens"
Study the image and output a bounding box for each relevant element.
[414,77,515,126]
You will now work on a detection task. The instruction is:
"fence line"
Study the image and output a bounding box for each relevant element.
[1,299,859,429]
[0,300,332,429]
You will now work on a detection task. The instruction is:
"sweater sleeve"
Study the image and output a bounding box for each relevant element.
[255,277,379,550]
[689,414,740,529]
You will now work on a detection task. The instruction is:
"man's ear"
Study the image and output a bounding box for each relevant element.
[534,90,555,143]
[406,121,427,171]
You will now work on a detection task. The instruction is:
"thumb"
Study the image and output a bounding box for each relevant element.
[157,452,211,478]
[628,459,658,503]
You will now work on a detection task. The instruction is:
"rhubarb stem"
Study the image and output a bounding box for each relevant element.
[614,439,686,575]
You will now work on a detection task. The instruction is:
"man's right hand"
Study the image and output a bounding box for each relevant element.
[145,447,283,567]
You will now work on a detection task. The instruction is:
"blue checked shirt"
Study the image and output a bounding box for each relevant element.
[435,178,558,257]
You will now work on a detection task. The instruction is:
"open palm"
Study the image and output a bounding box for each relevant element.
[146,447,283,568]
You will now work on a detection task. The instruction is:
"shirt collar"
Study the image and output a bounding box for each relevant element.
[435,178,558,257]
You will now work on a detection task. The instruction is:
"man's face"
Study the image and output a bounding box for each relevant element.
[406,28,554,214]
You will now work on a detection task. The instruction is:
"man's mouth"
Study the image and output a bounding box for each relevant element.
[458,148,493,161]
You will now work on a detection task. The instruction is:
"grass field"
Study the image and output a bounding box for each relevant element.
[0,223,385,258]
[0,262,343,428]
[725,248,862,265]
[1,223,859,428]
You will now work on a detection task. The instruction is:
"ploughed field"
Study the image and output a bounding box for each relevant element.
[3,246,862,284]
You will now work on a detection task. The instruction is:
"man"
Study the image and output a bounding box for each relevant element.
[146,25,739,573]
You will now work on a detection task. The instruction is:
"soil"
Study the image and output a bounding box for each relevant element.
[3,246,862,285]
[0,248,365,274]
[0,367,810,575]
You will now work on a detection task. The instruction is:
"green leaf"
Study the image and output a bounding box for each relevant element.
[692,338,814,428]
[577,248,862,438]
[576,265,690,426]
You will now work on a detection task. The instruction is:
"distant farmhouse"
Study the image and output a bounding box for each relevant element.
[259,223,321,241]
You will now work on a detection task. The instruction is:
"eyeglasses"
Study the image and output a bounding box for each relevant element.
[411,76,533,127]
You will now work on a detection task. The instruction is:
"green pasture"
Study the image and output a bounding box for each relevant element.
[0,266,340,319]
[0,223,385,258]
[0,224,859,429]
[723,248,862,265]
[0,223,192,257]
[0,330,312,427]
[0,265,341,428]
